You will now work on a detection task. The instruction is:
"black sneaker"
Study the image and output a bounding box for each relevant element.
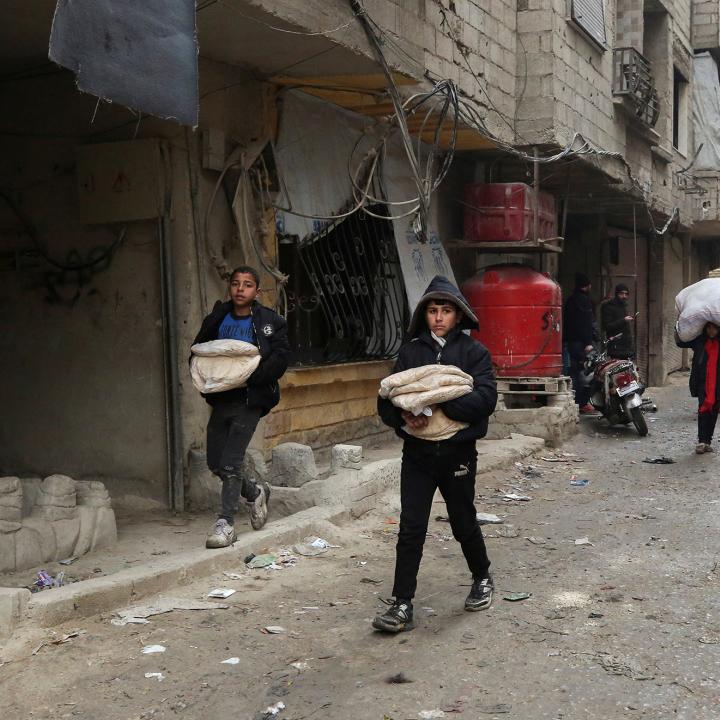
[465,575,493,612]
[372,599,415,633]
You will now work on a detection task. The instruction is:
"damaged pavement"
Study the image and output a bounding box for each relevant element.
[1,377,718,719]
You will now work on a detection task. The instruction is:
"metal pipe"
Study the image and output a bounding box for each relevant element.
[533,147,540,243]
[159,142,185,512]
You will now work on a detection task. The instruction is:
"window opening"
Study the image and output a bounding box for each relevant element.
[278,205,407,366]
[673,66,688,154]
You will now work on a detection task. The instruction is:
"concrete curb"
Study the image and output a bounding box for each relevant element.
[1,434,546,638]
[20,505,348,631]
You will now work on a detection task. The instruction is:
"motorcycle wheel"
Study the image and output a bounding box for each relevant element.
[630,406,648,436]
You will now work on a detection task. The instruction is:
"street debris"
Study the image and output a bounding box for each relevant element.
[247,554,277,568]
[223,571,244,580]
[500,492,531,502]
[33,570,65,591]
[489,524,519,538]
[144,672,165,681]
[221,657,241,664]
[58,556,78,565]
[503,592,532,602]
[642,457,675,464]
[418,711,445,719]
[698,635,720,644]
[111,599,229,626]
[289,661,311,671]
[478,705,512,715]
[32,629,85,654]
[593,652,654,680]
[208,588,236,599]
[142,645,166,654]
[525,536,546,545]
[574,537,594,546]
[258,701,285,719]
[570,477,590,487]
[386,672,413,683]
[262,626,286,634]
[476,512,503,524]
[421,606,437,616]
[360,577,383,584]
[588,612,604,619]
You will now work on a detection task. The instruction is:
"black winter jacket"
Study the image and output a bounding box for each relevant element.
[378,276,497,443]
[563,290,596,347]
[601,298,634,358]
[675,330,720,404]
[191,300,290,415]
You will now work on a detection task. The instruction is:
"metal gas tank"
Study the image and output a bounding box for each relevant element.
[462,264,563,377]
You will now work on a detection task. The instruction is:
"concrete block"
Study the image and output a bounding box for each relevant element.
[74,506,97,557]
[21,516,56,563]
[331,444,363,472]
[91,507,117,550]
[42,474,77,497]
[14,526,43,572]
[0,588,30,641]
[0,531,17,573]
[0,477,22,524]
[52,518,81,559]
[271,443,318,488]
[244,449,268,484]
[268,485,315,518]
[75,480,112,508]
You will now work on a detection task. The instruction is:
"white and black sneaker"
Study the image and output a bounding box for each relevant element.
[246,482,270,531]
[464,575,494,612]
[205,518,237,549]
[372,599,415,633]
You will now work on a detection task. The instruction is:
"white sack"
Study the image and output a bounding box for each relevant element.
[675,278,720,341]
[190,340,261,394]
[379,364,473,441]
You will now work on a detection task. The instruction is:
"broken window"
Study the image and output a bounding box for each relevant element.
[278,207,407,366]
[570,0,607,48]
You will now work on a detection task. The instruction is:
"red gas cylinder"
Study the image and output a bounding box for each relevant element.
[462,264,562,377]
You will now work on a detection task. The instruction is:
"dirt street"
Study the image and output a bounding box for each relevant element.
[2,375,719,720]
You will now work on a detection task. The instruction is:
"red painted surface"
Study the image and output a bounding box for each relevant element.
[462,264,563,377]
[463,182,557,242]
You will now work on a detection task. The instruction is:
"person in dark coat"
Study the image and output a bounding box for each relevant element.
[601,284,635,359]
[373,276,498,633]
[191,266,290,547]
[563,273,597,412]
[676,321,720,453]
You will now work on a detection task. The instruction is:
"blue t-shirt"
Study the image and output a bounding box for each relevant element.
[218,312,256,345]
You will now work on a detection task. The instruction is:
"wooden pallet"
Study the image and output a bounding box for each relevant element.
[496,376,572,396]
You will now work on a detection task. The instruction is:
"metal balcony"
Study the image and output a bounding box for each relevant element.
[613,47,660,128]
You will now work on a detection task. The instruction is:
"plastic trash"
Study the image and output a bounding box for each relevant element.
[221,657,240,664]
[419,711,445,719]
[570,477,590,486]
[501,493,531,502]
[642,457,675,464]
[35,571,54,589]
[259,701,285,718]
[386,672,413,683]
[289,661,310,671]
[247,554,277,569]
[144,672,165,681]
[223,572,244,580]
[111,599,228,626]
[142,645,166,654]
[476,512,503,524]
[58,557,78,565]
[503,592,531,602]
[262,626,286,634]
[208,588,236,599]
[574,537,593,546]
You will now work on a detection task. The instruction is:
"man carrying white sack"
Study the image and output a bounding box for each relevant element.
[190,266,290,548]
[374,276,497,633]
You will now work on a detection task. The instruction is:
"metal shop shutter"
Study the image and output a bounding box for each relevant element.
[571,0,607,48]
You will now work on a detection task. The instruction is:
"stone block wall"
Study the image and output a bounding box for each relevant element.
[693,0,720,49]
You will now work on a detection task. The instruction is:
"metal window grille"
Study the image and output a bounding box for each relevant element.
[613,47,660,128]
[279,205,407,366]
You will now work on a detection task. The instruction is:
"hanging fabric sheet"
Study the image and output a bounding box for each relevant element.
[692,52,720,170]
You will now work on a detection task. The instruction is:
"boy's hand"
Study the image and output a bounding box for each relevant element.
[402,410,429,429]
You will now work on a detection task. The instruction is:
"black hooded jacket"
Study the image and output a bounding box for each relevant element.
[191,300,290,415]
[601,297,635,358]
[378,276,497,443]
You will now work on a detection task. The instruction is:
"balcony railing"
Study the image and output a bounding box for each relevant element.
[613,47,660,128]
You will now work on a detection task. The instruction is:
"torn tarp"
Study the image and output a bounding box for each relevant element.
[48,0,198,127]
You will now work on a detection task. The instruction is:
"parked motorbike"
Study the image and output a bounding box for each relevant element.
[581,335,648,436]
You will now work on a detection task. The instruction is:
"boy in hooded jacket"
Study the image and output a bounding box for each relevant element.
[373,276,498,633]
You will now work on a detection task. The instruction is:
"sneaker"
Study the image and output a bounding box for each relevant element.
[579,404,597,415]
[706,444,714,453]
[246,482,270,531]
[696,443,706,454]
[465,575,494,612]
[205,518,236,549]
[372,599,415,633]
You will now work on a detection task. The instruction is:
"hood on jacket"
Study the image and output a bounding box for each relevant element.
[407,275,479,337]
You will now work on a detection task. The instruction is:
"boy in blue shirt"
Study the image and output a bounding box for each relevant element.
[192,266,290,548]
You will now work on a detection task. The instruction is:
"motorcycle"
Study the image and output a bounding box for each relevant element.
[581,335,648,436]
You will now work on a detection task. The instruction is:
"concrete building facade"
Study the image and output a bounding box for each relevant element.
[1,0,718,511]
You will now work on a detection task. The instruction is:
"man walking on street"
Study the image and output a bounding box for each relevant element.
[563,273,597,413]
[601,284,635,359]
[191,266,290,548]
[373,276,497,633]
